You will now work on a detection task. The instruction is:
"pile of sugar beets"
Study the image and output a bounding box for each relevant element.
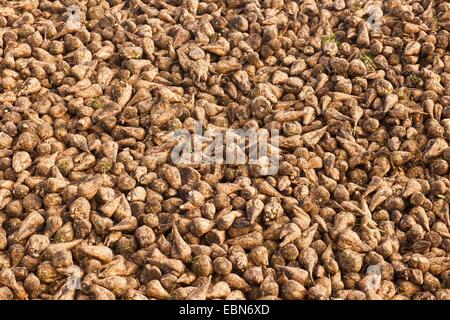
[0,0,450,300]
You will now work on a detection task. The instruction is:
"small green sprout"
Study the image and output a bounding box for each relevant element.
[322,33,340,46]
[410,74,423,87]
[360,52,376,71]
[348,0,364,11]
[98,159,113,174]
[58,160,71,175]
[92,98,102,110]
